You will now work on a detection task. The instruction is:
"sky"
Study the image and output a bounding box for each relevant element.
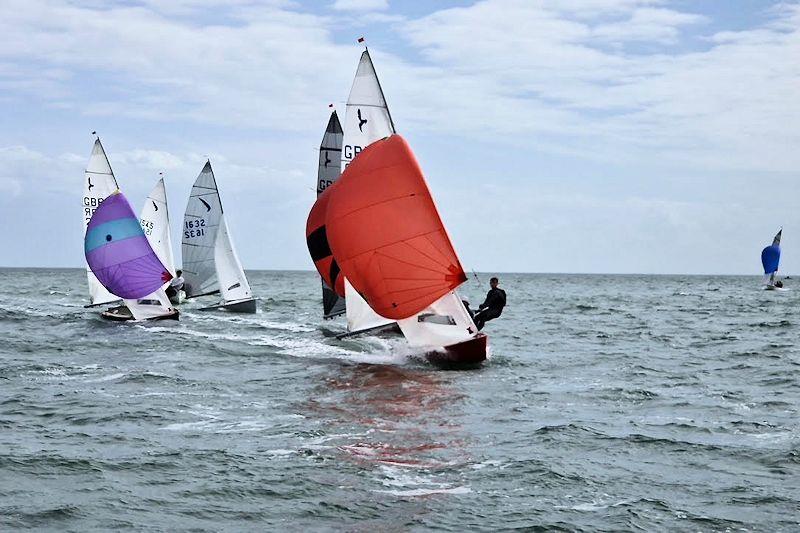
[0,0,798,274]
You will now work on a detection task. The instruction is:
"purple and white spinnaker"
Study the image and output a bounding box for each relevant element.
[85,191,173,300]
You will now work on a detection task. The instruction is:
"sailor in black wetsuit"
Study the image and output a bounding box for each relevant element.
[474,277,506,331]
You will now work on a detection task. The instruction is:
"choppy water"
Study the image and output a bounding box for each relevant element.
[1,269,798,531]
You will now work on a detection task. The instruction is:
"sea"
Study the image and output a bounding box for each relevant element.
[1,269,798,531]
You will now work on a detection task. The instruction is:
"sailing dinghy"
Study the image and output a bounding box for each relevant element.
[322,134,487,366]
[82,137,122,307]
[85,191,178,321]
[181,161,256,313]
[335,47,400,335]
[316,110,346,319]
[102,177,182,321]
[762,229,788,291]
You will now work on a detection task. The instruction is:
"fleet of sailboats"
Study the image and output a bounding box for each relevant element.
[81,142,255,320]
[75,39,792,366]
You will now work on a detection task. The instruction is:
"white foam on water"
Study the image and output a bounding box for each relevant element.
[264,449,296,457]
[374,486,471,497]
[256,320,316,333]
[252,332,412,366]
[82,372,127,383]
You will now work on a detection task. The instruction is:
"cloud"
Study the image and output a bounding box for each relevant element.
[396,0,800,172]
[331,0,388,11]
[0,0,354,130]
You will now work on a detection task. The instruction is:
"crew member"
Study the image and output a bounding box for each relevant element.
[166,269,185,299]
[474,276,506,330]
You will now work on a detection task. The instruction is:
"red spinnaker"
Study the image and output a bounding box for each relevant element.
[325,134,467,320]
[306,188,345,297]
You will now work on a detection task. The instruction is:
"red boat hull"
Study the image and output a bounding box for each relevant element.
[425,333,487,369]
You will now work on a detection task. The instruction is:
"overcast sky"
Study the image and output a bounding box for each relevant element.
[1,0,798,274]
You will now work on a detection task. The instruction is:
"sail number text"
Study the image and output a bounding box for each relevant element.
[341,144,364,169]
[184,219,206,238]
[83,196,104,223]
[141,218,154,236]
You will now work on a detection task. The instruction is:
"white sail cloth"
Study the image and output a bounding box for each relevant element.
[82,139,121,306]
[397,292,478,348]
[340,49,396,333]
[123,178,177,321]
[181,161,252,303]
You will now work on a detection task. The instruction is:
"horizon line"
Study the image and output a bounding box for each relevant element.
[0,266,773,277]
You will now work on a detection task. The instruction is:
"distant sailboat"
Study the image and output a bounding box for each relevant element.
[324,135,486,366]
[337,47,398,335]
[82,137,122,307]
[181,161,256,313]
[84,191,177,321]
[317,110,346,319]
[762,228,786,290]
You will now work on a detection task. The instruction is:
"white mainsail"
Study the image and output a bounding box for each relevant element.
[82,138,121,306]
[182,161,223,298]
[182,161,252,305]
[341,49,396,333]
[140,177,176,275]
[123,177,176,321]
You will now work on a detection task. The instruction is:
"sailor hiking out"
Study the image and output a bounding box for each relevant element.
[473,277,506,330]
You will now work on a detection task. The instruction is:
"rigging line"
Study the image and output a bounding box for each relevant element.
[345,103,389,109]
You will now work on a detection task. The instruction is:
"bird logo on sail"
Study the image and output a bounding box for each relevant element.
[87,177,94,191]
[152,200,158,211]
[357,109,367,132]
[324,151,331,168]
[199,198,211,212]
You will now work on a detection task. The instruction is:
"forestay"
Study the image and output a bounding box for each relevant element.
[82,138,121,306]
